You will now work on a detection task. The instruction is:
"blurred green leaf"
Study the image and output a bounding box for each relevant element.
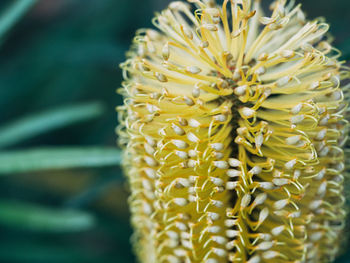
[0,200,95,232]
[0,147,122,174]
[0,102,105,148]
[0,0,38,39]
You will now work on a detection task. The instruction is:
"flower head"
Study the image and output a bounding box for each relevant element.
[117,0,350,262]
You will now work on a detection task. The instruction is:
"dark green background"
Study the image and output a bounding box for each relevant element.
[0,0,349,262]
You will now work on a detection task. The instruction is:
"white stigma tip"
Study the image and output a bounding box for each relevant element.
[241,107,256,118]
[247,255,261,263]
[291,115,304,124]
[316,129,327,140]
[255,66,266,75]
[175,150,189,159]
[210,177,224,186]
[214,114,227,122]
[208,212,220,221]
[172,139,189,149]
[227,169,242,178]
[183,96,195,106]
[241,194,251,208]
[202,24,218,31]
[187,132,200,143]
[155,72,168,82]
[254,193,267,206]
[309,200,322,210]
[291,103,302,115]
[186,118,200,128]
[286,135,301,145]
[210,143,224,151]
[250,166,262,175]
[271,225,285,236]
[172,124,185,135]
[281,50,294,59]
[234,85,247,96]
[309,81,320,90]
[256,241,273,251]
[144,156,158,167]
[186,66,201,74]
[273,178,289,186]
[208,225,221,233]
[276,76,291,87]
[213,161,229,169]
[173,198,188,207]
[285,159,297,169]
[259,182,274,190]
[228,158,241,167]
[262,251,279,259]
[273,199,289,210]
[226,229,239,238]
[226,181,238,190]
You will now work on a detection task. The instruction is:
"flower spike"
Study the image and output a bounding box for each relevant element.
[118,0,349,262]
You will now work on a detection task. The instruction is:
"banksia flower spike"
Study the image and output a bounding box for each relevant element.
[117,0,350,262]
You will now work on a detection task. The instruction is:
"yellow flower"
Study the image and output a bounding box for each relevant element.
[117,0,350,262]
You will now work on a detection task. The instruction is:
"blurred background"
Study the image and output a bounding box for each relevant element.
[0,0,349,262]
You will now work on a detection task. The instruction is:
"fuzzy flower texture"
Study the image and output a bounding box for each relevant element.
[117,0,350,262]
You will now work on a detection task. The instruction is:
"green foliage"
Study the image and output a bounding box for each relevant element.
[0,0,38,39]
[0,200,95,232]
[0,102,105,148]
[0,1,131,261]
[0,147,121,174]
